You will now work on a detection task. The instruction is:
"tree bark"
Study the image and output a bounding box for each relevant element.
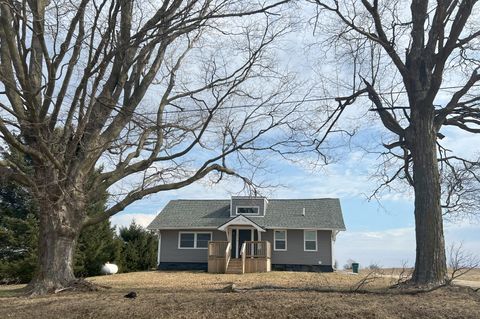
[27,191,84,295]
[408,108,447,286]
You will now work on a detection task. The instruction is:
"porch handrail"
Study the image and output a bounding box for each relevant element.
[224,242,232,273]
[244,240,271,258]
[240,242,246,274]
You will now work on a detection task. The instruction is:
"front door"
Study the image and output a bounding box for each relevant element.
[238,229,251,258]
[230,229,252,258]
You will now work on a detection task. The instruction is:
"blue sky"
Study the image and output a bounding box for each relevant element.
[110,126,480,268]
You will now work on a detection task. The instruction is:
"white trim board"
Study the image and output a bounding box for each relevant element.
[157,230,162,265]
[217,215,265,232]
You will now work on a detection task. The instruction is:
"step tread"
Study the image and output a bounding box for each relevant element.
[226,259,244,274]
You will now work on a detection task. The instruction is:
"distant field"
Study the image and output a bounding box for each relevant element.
[461,269,480,281]
[369,268,480,282]
[0,270,479,319]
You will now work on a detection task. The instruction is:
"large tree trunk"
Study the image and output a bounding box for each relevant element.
[27,192,84,295]
[28,225,77,295]
[409,108,447,286]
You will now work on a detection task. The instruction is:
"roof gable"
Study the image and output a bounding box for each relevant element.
[217,215,266,232]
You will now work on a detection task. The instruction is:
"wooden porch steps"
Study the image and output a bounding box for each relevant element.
[208,241,271,274]
[225,258,243,274]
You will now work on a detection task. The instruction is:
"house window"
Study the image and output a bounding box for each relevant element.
[304,230,317,251]
[236,206,259,215]
[179,232,212,249]
[179,233,195,248]
[274,230,287,251]
[196,233,211,248]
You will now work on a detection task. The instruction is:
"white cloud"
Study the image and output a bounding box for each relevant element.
[335,222,480,268]
[273,163,413,203]
[110,213,156,229]
[335,227,416,268]
[441,127,480,159]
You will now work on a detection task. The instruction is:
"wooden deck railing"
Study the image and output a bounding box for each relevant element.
[244,241,271,258]
[208,241,231,274]
[208,241,229,257]
[240,241,271,273]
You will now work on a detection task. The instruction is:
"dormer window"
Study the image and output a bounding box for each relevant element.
[236,206,259,215]
[230,196,266,217]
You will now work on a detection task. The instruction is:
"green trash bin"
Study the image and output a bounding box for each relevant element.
[352,263,359,274]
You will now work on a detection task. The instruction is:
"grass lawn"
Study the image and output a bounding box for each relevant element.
[0,270,479,319]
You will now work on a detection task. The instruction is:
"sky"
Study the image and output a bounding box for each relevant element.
[110,125,480,269]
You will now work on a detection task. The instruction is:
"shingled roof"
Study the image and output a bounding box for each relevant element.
[147,198,345,230]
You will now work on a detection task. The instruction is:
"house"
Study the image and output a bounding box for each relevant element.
[147,196,345,274]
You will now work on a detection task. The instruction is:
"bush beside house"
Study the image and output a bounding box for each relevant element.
[118,222,158,273]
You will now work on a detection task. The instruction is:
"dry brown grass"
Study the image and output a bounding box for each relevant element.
[370,268,480,282]
[90,270,392,290]
[356,268,480,289]
[1,271,479,319]
[456,268,480,281]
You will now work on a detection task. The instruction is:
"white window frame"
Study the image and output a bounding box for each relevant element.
[273,229,287,251]
[235,206,260,215]
[304,230,317,252]
[178,231,212,249]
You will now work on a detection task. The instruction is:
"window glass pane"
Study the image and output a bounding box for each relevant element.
[305,231,316,241]
[196,233,211,248]
[180,233,195,248]
[275,240,286,250]
[305,241,316,251]
[274,230,285,240]
[237,207,259,215]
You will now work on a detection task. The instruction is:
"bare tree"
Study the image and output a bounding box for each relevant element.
[350,268,382,292]
[441,159,480,221]
[306,0,480,285]
[0,0,297,294]
[447,242,480,284]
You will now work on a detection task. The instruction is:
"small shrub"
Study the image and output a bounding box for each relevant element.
[343,258,357,270]
[368,264,380,270]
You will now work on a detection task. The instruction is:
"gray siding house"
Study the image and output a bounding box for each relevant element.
[147,196,345,273]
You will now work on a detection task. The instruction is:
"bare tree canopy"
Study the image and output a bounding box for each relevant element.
[305,0,480,285]
[0,0,297,294]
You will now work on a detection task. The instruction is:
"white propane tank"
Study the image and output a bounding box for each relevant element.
[101,262,118,275]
